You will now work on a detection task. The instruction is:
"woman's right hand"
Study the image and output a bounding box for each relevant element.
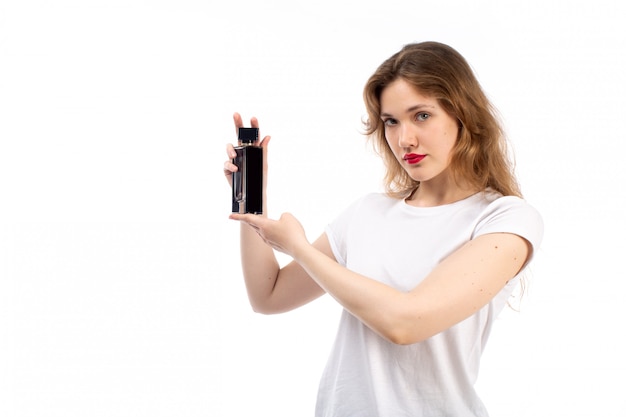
[223,112,271,189]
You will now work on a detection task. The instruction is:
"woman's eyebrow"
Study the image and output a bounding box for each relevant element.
[381,104,435,118]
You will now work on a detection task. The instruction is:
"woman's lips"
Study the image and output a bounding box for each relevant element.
[403,153,426,164]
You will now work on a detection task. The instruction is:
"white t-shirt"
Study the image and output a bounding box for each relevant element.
[317,191,544,417]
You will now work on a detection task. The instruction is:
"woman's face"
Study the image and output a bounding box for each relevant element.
[380,78,459,185]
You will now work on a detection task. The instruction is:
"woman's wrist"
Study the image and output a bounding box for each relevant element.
[291,239,318,270]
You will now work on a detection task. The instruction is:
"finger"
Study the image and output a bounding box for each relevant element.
[229,215,260,231]
[249,117,263,146]
[224,160,238,175]
[233,112,243,134]
[225,143,237,159]
[229,213,258,223]
[229,213,270,230]
[259,135,271,148]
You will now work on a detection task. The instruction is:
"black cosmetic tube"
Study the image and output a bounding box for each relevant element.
[231,127,263,214]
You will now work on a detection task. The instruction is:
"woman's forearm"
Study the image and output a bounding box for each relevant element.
[291,240,408,342]
[291,232,530,345]
[239,217,281,313]
[230,211,412,339]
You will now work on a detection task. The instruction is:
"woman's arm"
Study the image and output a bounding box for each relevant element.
[225,113,328,314]
[239,225,329,314]
[230,212,531,344]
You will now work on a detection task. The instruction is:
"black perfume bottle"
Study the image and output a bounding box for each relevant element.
[231,127,263,214]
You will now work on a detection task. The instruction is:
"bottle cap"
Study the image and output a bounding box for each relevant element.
[238,127,259,143]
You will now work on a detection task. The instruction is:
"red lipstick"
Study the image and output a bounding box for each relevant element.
[403,153,426,164]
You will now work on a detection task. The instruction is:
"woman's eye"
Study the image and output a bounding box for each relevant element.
[416,113,430,121]
[383,118,397,126]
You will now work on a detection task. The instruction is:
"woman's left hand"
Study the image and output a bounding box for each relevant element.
[229,212,310,257]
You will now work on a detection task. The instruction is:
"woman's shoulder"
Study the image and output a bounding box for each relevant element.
[474,190,544,246]
[481,191,540,216]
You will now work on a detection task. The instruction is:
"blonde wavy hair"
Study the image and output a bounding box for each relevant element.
[363,41,521,199]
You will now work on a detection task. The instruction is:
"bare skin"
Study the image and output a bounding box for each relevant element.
[225,105,531,345]
[224,113,330,314]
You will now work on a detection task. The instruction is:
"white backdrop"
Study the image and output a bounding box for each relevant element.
[1,0,625,416]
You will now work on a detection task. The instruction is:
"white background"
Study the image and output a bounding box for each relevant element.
[1,0,625,416]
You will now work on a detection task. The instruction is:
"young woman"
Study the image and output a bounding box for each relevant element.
[223,41,543,417]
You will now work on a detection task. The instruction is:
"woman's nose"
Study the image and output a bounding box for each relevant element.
[398,124,418,148]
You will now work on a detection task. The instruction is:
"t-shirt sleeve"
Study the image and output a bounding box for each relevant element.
[472,196,544,264]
